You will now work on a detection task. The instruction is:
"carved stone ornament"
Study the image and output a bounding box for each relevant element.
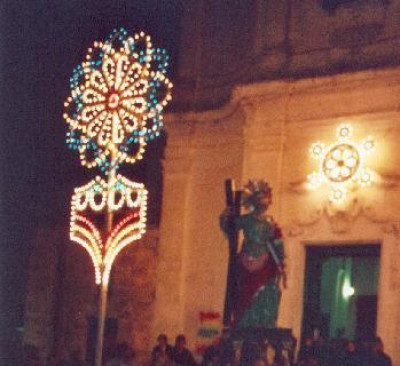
[287,197,399,237]
[287,170,400,236]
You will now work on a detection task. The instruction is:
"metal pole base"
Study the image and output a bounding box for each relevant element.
[94,280,108,366]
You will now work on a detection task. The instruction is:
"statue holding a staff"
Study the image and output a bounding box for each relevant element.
[220,180,287,329]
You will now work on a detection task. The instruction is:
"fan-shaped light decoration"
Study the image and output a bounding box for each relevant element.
[70,175,147,285]
[63,28,172,173]
[307,124,376,203]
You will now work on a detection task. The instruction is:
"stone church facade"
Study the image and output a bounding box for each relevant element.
[25,1,400,364]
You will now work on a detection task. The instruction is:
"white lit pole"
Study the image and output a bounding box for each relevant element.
[63,28,172,366]
[94,174,113,366]
[94,114,118,366]
[95,271,109,366]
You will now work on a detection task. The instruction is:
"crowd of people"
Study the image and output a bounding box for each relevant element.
[48,334,197,366]
[21,332,393,366]
[149,333,393,366]
[150,334,197,366]
[297,336,392,366]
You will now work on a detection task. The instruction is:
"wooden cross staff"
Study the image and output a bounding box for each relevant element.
[223,179,242,329]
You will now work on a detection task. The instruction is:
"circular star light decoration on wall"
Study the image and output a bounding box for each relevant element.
[63,28,172,173]
[307,124,376,203]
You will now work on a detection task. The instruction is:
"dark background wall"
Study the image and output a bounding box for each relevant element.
[174,0,400,110]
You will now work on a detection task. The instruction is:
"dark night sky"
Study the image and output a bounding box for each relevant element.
[1,0,183,342]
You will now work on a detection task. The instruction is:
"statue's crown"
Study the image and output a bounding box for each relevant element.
[242,180,272,208]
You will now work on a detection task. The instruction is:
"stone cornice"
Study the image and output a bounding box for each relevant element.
[164,100,241,125]
[167,65,400,128]
[233,65,400,101]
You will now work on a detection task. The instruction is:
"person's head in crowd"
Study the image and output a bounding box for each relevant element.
[374,337,385,353]
[115,342,129,359]
[254,358,267,366]
[122,346,135,363]
[157,334,168,347]
[54,346,69,363]
[175,335,186,350]
[70,348,83,361]
[304,337,313,347]
[347,341,356,353]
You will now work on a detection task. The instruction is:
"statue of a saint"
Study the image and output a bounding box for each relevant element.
[220,180,287,329]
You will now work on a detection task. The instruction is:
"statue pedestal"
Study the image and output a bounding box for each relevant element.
[222,328,297,366]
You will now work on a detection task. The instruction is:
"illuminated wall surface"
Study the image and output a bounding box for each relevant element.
[152,1,400,364]
[25,2,400,365]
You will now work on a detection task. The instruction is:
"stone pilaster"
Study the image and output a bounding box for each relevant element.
[151,118,195,341]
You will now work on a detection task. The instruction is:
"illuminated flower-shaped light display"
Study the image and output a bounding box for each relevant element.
[63,28,172,173]
[308,124,376,203]
[64,28,172,286]
[64,28,172,366]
